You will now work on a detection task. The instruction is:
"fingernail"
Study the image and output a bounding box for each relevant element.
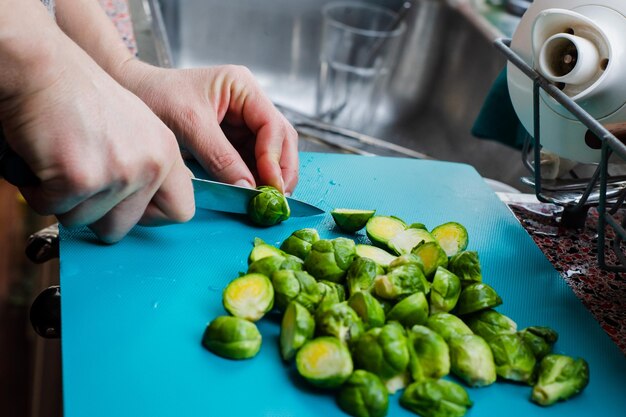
[285,191,292,197]
[235,179,253,188]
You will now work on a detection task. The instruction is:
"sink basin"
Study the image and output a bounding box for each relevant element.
[150,0,528,189]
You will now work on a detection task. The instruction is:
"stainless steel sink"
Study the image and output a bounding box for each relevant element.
[143,0,528,189]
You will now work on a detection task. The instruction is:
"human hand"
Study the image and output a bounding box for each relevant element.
[0,39,195,243]
[119,62,299,195]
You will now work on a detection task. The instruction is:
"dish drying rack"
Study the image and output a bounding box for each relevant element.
[494,38,626,272]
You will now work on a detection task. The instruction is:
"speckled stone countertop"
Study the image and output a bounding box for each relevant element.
[103,0,625,354]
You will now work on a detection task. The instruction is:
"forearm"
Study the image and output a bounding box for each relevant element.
[0,0,66,103]
[54,0,144,86]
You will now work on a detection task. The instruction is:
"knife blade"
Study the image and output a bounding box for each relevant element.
[192,177,324,217]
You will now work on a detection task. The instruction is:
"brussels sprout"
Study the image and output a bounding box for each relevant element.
[400,379,472,417]
[315,301,364,345]
[271,270,322,313]
[448,334,497,387]
[426,313,473,342]
[280,301,316,361]
[202,316,262,360]
[352,322,410,388]
[248,238,285,264]
[531,354,589,406]
[386,292,429,328]
[355,244,397,269]
[304,238,356,283]
[454,282,503,315]
[431,222,469,257]
[317,280,347,308]
[331,208,376,233]
[222,273,274,321]
[429,267,462,314]
[518,326,558,360]
[375,296,396,315]
[488,333,536,383]
[373,263,428,300]
[348,291,386,330]
[411,241,449,278]
[280,228,320,260]
[409,222,427,230]
[247,185,290,226]
[247,254,303,277]
[336,370,389,417]
[407,325,450,381]
[296,337,353,389]
[447,251,482,285]
[346,257,384,296]
[389,228,435,256]
[464,309,517,342]
[366,215,407,250]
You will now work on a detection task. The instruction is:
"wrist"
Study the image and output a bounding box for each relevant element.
[0,1,67,109]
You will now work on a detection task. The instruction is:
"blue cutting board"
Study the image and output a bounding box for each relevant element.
[60,152,625,417]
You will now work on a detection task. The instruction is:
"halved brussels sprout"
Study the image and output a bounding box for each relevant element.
[389,228,435,256]
[531,354,589,406]
[373,263,429,300]
[431,222,469,257]
[280,301,316,361]
[464,309,517,342]
[280,228,320,260]
[454,282,502,315]
[248,238,284,264]
[352,322,410,386]
[247,254,303,277]
[426,312,473,342]
[407,325,450,381]
[429,267,462,314]
[447,251,482,285]
[247,185,290,226]
[315,301,364,345]
[331,208,376,233]
[346,257,384,296]
[202,316,262,360]
[409,222,427,230]
[366,215,407,250]
[386,292,429,328]
[489,333,536,383]
[296,337,353,389]
[222,273,274,321]
[271,270,322,313]
[336,370,389,417]
[448,334,497,387]
[400,379,472,417]
[304,238,356,283]
[518,326,559,360]
[348,291,386,330]
[411,241,448,278]
[355,244,397,269]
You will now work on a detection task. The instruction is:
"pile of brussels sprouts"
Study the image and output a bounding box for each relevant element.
[202,213,589,417]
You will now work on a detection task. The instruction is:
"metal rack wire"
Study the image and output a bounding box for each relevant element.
[494,38,626,272]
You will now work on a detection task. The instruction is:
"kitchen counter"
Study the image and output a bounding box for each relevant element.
[106,0,624,353]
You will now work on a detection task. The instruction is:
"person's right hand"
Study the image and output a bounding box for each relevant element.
[0,35,195,243]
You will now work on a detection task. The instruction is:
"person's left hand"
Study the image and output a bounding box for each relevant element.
[119,61,299,195]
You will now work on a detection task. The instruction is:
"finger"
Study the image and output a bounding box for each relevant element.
[280,126,299,195]
[87,186,157,244]
[139,154,195,226]
[185,115,256,188]
[236,89,297,193]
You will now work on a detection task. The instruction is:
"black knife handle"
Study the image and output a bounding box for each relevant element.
[0,127,41,187]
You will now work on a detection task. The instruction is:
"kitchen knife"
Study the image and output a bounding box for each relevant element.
[0,132,323,217]
[192,177,324,217]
